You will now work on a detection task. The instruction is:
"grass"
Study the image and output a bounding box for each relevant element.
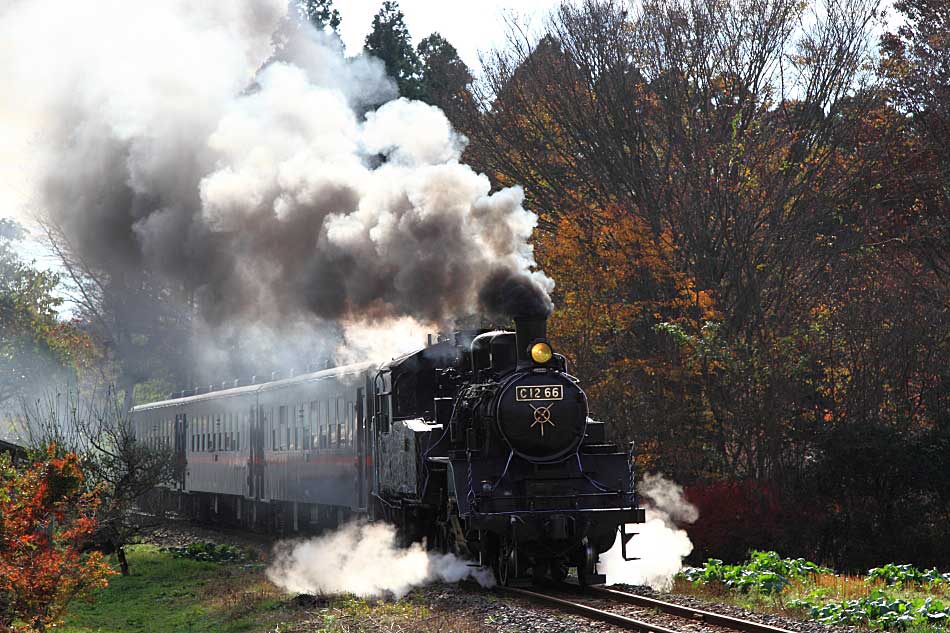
[673,564,950,632]
[59,545,489,633]
[60,545,282,633]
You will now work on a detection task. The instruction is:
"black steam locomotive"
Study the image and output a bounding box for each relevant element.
[133,316,643,585]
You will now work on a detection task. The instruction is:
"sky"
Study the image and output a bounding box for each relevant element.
[335,0,559,69]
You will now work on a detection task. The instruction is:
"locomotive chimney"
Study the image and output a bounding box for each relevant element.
[514,315,548,363]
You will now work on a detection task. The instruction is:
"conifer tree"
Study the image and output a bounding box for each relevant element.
[293,0,341,33]
[364,1,423,99]
[417,32,473,122]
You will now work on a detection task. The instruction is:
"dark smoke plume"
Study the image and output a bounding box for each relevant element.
[1,0,552,369]
[478,268,554,319]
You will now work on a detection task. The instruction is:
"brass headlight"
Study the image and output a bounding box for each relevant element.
[530,341,553,364]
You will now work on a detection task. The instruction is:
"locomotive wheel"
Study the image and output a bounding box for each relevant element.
[494,541,518,586]
[577,542,597,587]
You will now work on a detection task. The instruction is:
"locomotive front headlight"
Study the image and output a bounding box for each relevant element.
[530,341,553,364]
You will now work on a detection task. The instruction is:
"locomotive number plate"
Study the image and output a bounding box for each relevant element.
[516,385,563,401]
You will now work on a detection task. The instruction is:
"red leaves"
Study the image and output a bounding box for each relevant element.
[0,447,114,631]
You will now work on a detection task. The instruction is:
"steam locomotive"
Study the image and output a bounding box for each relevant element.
[133,316,644,585]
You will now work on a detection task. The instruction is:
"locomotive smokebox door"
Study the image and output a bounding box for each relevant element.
[496,372,588,463]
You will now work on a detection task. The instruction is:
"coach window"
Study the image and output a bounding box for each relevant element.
[344,401,351,447]
[307,402,316,450]
[320,401,326,449]
[277,405,287,450]
[331,398,338,447]
[336,398,346,446]
[267,409,274,451]
[317,401,323,448]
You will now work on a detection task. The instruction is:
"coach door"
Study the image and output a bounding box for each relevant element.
[174,414,187,491]
[248,405,266,500]
[356,387,367,511]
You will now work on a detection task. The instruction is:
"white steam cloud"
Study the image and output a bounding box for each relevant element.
[600,473,697,590]
[0,0,552,377]
[267,522,495,599]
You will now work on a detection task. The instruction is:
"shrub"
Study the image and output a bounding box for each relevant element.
[679,550,832,595]
[790,591,950,629]
[867,564,950,587]
[161,541,255,563]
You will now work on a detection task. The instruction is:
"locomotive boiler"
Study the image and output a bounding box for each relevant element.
[133,315,643,585]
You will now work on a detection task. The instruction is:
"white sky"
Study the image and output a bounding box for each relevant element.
[336,0,559,69]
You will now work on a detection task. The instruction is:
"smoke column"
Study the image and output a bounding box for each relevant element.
[266,522,495,599]
[599,473,698,590]
[0,0,552,373]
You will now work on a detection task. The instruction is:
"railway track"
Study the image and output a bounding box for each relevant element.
[500,585,799,633]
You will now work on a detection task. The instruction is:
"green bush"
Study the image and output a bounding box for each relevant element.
[160,542,255,564]
[678,551,832,595]
[790,591,950,629]
[867,564,950,587]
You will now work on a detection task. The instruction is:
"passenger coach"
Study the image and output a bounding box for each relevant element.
[132,362,376,531]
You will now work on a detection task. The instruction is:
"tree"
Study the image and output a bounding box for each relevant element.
[38,218,191,411]
[292,0,341,33]
[364,1,424,99]
[459,0,950,565]
[20,388,177,576]
[0,220,91,409]
[880,0,950,281]
[417,32,474,123]
[0,447,113,631]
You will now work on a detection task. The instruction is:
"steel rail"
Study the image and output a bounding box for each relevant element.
[588,587,798,633]
[500,586,687,633]
[500,585,800,633]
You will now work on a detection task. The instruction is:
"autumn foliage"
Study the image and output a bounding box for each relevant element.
[0,447,113,631]
[456,0,950,567]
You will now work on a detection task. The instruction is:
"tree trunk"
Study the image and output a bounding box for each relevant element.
[116,545,130,576]
[120,373,135,413]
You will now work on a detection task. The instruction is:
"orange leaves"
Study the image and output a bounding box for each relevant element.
[0,449,114,631]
